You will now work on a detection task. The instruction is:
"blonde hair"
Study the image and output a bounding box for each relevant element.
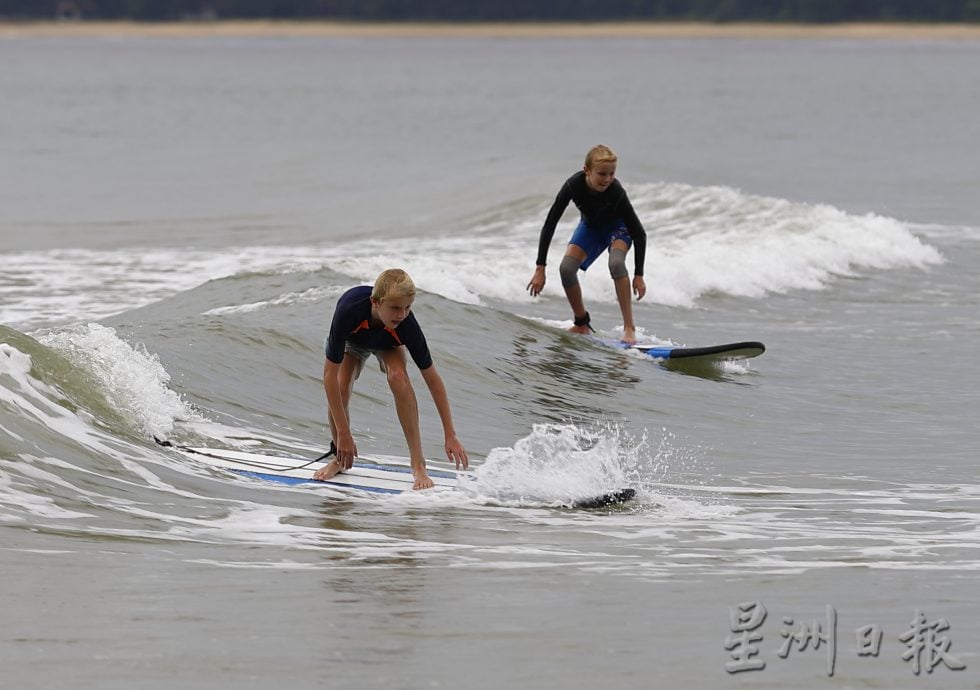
[584,144,617,170]
[372,268,416,302]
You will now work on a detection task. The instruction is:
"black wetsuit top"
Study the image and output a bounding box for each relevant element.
[534,170,647,276]
[325,286,433,370]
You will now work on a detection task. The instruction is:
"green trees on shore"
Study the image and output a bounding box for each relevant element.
[4,0,980,22]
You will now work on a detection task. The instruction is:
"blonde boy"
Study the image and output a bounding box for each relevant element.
[526,144,648,344]
[314,269,467,489]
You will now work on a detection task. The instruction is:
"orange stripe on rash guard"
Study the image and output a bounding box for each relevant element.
[348,319,403,346]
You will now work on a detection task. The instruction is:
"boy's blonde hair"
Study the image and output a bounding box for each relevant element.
[372,268,416,302]
[584,144,617,170]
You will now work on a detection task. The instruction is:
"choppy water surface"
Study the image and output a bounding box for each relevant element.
[2,32,979,689]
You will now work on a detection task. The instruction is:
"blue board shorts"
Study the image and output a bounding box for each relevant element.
[568,220,632,271]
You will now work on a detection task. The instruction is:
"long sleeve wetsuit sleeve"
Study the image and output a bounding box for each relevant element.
[618,198,647,276]
[534,181,573,267]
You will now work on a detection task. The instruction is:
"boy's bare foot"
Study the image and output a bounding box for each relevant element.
[412,473,435,490]
[570,311,594,335]
[622,326,637,345]
[312,459,343,481]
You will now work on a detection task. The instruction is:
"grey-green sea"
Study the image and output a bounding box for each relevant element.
[2,31,980,689]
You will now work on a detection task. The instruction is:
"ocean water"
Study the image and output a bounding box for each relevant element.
[2,32,980,689]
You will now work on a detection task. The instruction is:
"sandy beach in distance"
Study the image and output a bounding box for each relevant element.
[2,19,980,40]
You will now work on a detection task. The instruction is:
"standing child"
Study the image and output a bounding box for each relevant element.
[313,268,468,490]
[526,144,648,344]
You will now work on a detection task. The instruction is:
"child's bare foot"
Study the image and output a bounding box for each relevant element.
[312,460,343,481]
[570,311,593,335]
[412,472,435,490]
[622,326,637,345]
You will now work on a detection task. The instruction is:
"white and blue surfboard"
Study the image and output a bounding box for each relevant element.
[157,440,634,509]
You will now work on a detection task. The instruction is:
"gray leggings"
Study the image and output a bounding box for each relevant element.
[559,248,629,288]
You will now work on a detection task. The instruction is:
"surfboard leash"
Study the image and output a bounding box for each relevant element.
[153,436,335,472]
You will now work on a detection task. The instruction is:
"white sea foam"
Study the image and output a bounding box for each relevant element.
[602,182,943,307]
[0,245,336,331]
[0,341,135,456]
[35,323,201,439]
[7,340,979,576]
[0,463,92,521]
[461,422,643,506]
[1,182,947,331]
[254,182,946,311]
[202,285,345,316]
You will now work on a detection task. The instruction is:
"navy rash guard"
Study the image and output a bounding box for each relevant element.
[535,170,647,276]
[325,286,433,370]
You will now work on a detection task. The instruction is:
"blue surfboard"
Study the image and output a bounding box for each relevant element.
[598,338,765,362]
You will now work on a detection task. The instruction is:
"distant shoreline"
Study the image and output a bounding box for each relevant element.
[2,20,980,40]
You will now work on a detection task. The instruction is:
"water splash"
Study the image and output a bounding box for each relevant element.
[35,323,200,439]
[464,422,648,507]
